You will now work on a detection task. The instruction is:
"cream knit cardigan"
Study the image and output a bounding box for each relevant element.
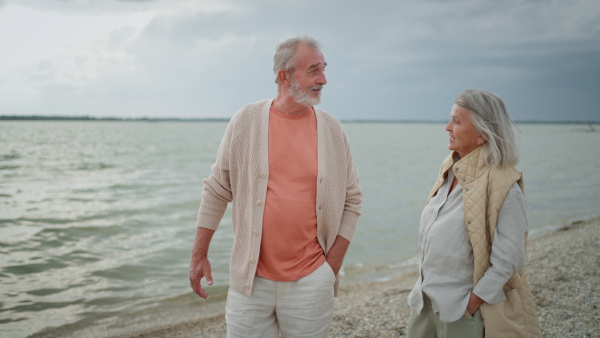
[197,99,362,296]
[427,146,542,337]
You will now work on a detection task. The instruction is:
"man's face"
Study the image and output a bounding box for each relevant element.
[287,45,327,107]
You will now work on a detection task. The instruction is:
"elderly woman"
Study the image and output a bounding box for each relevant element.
[406,90,541,338]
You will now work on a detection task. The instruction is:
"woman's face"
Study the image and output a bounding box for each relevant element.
[445,103,486,158]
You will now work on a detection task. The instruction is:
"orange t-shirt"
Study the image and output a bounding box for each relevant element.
[256,106,326,281]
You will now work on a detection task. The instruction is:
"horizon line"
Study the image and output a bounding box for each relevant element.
[1,115,599,124]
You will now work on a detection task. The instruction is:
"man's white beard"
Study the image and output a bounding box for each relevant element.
[289,77,321,107]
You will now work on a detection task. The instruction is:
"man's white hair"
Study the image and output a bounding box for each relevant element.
[273,35,322,84]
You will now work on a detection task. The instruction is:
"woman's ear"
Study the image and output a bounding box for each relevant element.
[477,133,487,146]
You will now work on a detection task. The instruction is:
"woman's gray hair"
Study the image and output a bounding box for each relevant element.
[456,89,519,167]
[273,35,322,84]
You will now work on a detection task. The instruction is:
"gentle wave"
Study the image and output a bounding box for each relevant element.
[1,121,598,337]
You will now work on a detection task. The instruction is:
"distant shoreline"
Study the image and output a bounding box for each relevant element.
[0,116,230,122]
[2,115,599,124]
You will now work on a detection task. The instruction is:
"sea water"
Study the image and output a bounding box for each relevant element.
[1,121,599,337]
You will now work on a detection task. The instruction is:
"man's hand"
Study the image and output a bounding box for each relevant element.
[189,256,213,299]
[466,291,485,316]
[325,236,350,276]
[189,227,216,299]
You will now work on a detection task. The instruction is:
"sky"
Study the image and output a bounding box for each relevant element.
[0,0,599,122]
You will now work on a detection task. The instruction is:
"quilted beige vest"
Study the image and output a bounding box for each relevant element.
[427,146,542,337]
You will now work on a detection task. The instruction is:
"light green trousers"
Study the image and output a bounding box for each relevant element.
[406,295,484,338]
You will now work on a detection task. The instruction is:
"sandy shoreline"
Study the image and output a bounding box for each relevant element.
[120,217,599,338]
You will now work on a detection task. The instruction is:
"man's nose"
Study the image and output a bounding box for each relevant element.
[318,72,327,85]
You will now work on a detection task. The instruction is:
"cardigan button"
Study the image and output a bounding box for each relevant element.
[245,284,250,289]
[260,172,267,178]
[253,230,259,235]
[256,200,263,206]
[249,258,255,263]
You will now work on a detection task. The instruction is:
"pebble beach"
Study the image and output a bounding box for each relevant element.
[121,217,599,338]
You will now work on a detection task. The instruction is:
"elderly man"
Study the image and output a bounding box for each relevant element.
[189,36,362,337]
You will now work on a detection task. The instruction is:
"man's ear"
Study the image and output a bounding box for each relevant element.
[278,70,291,86]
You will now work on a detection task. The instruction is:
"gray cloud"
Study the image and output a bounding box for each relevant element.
[1,0,599,121]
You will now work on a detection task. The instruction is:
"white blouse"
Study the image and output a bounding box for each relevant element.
[407,167,527,322]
